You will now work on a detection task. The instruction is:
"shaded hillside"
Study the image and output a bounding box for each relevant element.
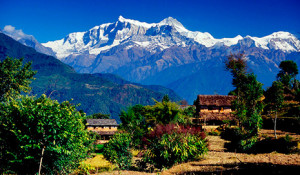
[0,33,181,122]
[93,73,181,100]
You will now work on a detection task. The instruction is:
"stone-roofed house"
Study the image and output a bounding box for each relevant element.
[194,95,236,124]
[86,119,119,140]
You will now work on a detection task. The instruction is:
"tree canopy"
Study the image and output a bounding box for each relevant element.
[119,104,148,148]
[278,60,298,78]
[87,113,110,119]
[0,95,94,174]
[277,60,299,88]
[0,57,36,101]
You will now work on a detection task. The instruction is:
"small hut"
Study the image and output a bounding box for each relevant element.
[194,95,236,124]
[86,119,119,140]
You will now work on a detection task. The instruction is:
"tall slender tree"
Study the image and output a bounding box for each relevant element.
[225,53,263,148]
[264,81,284,139]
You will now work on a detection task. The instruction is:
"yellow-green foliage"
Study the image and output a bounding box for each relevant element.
[131,149,141,157]
[82,155,115,173]
[144,99,191,126]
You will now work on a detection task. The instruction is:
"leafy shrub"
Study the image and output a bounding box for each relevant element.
[0,95,93,174]
[239,136,259,151]
[95,144,105,153]
[103,133,132,170]
[144,99,190,126]
[221,127,259,152]
[119,104,148,148]
[141,124,208,169]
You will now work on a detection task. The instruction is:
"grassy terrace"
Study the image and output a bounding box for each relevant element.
[78,128,300,174]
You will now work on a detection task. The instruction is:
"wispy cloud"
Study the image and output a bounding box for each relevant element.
[3,25,30,40]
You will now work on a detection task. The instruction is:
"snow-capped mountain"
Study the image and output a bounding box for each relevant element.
[43,16,300,60]
[11,16,300,103]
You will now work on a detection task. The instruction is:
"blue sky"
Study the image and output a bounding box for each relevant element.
[0,0,299,43]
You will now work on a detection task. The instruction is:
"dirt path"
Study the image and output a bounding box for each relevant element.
[206,135,230,152]
[162,133,300,175]
[97,130,300,175]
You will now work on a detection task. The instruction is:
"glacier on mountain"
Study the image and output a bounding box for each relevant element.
[42,16,300,60]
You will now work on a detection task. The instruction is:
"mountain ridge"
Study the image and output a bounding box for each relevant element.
[0,32,182,122]
[42,16,300,59]
[4,17,300,103]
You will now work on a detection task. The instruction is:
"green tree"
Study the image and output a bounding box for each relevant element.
[225,53,247,92]
[264,81,284,139]
[0,95,93,174]
[103,132,132,170]
[225,53,264,151]
[277,60,298,88]
[162,94,170,102]
[88,113,110,119]
[182,106,196,118]
[0,57,36,101]
[275,60,299,119]
[238,73,264,136]
[145,99,183,126]
[119,104,148,148]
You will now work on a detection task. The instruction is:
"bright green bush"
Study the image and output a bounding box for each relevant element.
[0,95,93,174]
[142,124,208,169]
[103,132,132,170]
[119,104,148,148]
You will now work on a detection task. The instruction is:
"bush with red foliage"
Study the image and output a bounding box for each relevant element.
[141,124,208,169]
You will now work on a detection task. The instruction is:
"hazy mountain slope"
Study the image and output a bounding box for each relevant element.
[93,73,181,99]
[0,33,181,122]
[1,26,56,57]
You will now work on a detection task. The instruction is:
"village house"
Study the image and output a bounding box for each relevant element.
[194,95,236,125]
[86,119,119,140]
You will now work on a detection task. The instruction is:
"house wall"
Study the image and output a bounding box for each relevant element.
[87,126,118,131]
[200,106,232,113]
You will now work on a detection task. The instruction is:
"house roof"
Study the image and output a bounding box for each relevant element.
[86,119,119,126]
[196,95,236,107]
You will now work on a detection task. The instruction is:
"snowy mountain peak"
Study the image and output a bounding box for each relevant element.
[118,15,126,21]
[159,17,188,32]
[42,16,300,59]
[160,17,183,27]
[268,31,294,39]
[244,31,300,52]
[116,15,154,28]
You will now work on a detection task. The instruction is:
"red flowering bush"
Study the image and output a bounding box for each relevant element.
[141,124,208,169]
